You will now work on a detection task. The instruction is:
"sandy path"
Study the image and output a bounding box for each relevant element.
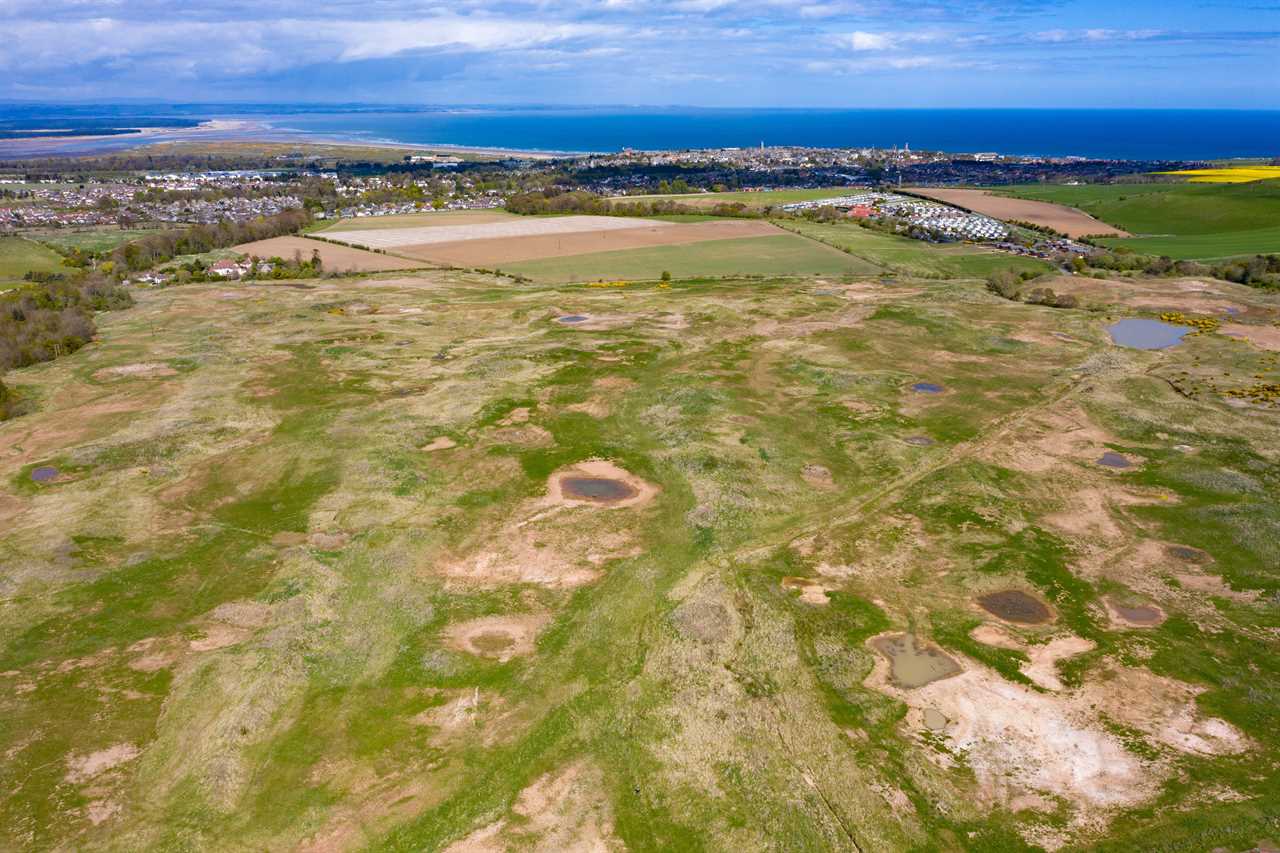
[906,188,1130,238]
[323,215,675,250]
[397,220,784,266]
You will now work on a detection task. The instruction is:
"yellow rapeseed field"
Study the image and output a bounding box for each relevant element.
[1156,166,1280,183]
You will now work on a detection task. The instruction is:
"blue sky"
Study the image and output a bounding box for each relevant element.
[1,0,1276,107]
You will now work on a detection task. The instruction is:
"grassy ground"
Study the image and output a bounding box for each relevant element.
[617,187,862,207]
[777,219,1052,279]
[32,228,167,254]
[0,236,68,285]
[313,211,517,233]
[504,232,881,281]
[1,263,1278,851]
[990,180,1280,259]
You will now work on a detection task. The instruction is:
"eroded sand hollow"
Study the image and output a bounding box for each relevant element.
[545,459,659,509]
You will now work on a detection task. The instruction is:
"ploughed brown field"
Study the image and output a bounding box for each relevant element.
[232,236,426,273]
[394,220,785,266]
[906,187,1131,238]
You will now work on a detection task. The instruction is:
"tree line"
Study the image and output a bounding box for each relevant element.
[103,208,312,272]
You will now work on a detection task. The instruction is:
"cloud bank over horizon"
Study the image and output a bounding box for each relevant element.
[1,0,1276,107]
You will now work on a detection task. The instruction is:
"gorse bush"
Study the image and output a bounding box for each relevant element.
[0,275,132,372]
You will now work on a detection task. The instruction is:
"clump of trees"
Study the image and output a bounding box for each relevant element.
[108,208,311,272]
[985,269,1078,306]
[0,275,132,373]
[1084,249,1280,289]
[0,377,12,420]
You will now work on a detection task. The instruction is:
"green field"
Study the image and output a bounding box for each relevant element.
[506,232,882,281]
[618,186,861,207]
[779,219,1053,278]
[991,180,1280,259]
[0,236,67,283]
[313,210,516,232]
[33,228,167,254]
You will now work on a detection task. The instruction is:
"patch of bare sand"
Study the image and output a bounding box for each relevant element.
[443,613,550,662]
[422,436,458,452]
[189,623,250,652]
[545,459,659,510]
[441,530,601,588]
[780,576,833,605]
[567,398,610,418]
[982,402,1114,474]
[410,689,490,742]
[1023,637,1095,691]
[1043,486,1163,543]
[866,649,1247,829]
[1088,662,1248,757]
[85,799,122,825]
[592,376,635,391]
[1221,322,1280,351]
[801,463,835,489]
[65,743,141,784]
[92,362,178,381]
[443,763,621,853]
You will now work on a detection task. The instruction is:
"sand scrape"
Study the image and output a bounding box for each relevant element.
[443,762,622,853]
[443,613,550,662]
[866,649,1248,828]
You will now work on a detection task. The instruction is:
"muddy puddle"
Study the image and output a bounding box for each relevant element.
[30,466,59,483]
[904,435,935,447]
[1108,319,1190,350]
[1167,544,1211,564]
[923,708,948,731]
[871,633,961,688]
[911,382,945,394]
[1108,598,1165,626]
[557,315,589,324]
[561,477,638,503]
[1097,451,1132,469]
[978,590,1052,625]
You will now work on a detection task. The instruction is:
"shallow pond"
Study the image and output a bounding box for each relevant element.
[978,590,1052,624]
[1097,451,1132,469]
[923,708,948,731]
[1108,319,1190,350]
[30,466,59,483]
[562,477,638,503]
[872,633,961,689]
[904,436,935,447]
[911,382,945,394]
[557,315,589,324]
[1110,599,1164,626]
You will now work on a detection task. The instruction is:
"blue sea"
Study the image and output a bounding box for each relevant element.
[254,108,1280,161]
[2,104,1278,161]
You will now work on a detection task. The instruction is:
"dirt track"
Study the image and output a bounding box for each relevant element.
[397,220,785,266]
[906,188,1130,238]
[232,236,424,273]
